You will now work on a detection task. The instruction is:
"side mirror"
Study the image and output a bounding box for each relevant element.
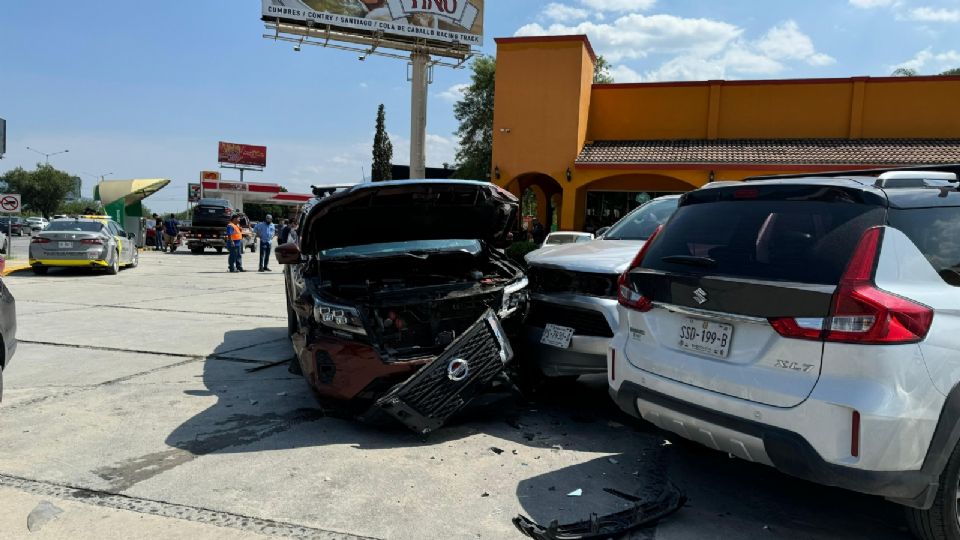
[595,226,611,237]
[128,233,137,240]
[275,242,302,265]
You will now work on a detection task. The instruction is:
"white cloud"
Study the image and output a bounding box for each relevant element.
[893,48,960,72]
[543,3,589,22]
[908,7,960,22]
[515,14,742,62]
[436,83,468,103]
[517,10,834,82]
[755,21,836,66]
[849,0,895,8]
[579,0,656,12]
[359,82,368,89]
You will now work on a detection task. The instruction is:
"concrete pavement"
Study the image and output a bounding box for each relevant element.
[0,250,913,539]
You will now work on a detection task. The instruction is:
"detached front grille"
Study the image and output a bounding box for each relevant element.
[373,314,506,434]
[528,266,618,298]
[526,300,613,337]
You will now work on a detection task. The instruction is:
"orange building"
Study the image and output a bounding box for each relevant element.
[491,35,960,232]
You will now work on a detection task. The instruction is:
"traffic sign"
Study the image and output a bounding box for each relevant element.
[0,194,21,214]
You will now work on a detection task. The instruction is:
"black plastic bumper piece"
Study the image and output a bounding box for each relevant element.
[513,484,685,540]
[373,310,511,435]
[611,381,940,508]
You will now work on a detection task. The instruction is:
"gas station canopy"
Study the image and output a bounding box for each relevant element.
[94,178,171,207]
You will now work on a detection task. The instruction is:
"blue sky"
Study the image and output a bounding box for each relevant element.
[1,0,958,212]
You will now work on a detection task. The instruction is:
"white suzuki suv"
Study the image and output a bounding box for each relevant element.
[609,168,960,539]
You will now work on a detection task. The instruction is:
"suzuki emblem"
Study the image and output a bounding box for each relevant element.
[693,288,708,305]
[447,358,470,382]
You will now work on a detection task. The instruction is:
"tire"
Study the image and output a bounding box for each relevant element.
[215,247,223,254]
[191,246,204,255]
[907,441,960,540]
[106,251,119,275]
[129,250,139,268]
[32,266,48,275]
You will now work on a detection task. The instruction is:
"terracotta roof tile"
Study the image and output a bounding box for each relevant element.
[575,139,960,166]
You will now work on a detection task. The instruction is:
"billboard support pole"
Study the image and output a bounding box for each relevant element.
[410,50,429,180]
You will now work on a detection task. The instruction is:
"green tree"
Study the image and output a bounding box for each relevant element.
[57,198,101,216]
[892,67,919,76]
[453,56,496,180]
[1,164,76,218]
[371,104,393,182]
[941,68,960,76]
[594,55,615,84]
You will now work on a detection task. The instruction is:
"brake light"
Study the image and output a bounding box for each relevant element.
[31,237,51,244]
[225,208,233,215]
[80,239,103,245]
[769,227,933,344]
[617,225,663,312]
[734,188,760,199]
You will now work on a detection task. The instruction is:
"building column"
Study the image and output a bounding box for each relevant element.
[560,183,585,231]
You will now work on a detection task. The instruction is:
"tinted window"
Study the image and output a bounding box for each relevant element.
[47,221,103,233]
[643,201,885,285]
[604,198,679,240]
[888,207,960,286]
[198,198,230,207]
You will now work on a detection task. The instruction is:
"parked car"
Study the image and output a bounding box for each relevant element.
[0,217,26,237]
[276,180,528,434]
[541,231,594,246]
[26,217,49,234]
[0,273,17,402]
[609,169,960,540]
[29,217,139,275]
[520,196,680,385]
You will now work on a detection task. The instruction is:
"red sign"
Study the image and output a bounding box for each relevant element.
[218,142,267,168]
[201,170,220,181]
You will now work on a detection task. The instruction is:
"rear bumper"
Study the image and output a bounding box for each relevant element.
[30,259,109,268]
[610,381,940,508]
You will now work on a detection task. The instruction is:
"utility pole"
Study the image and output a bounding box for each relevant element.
[409,50,430,180]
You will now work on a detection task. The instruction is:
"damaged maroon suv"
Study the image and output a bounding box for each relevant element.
[275,180,528,434]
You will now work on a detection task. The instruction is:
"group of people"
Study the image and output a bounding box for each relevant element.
[150,213,180,252]
[225,215,298,273]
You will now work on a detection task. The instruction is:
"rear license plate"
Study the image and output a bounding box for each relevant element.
[541,324,575,349]
[207,209,215,213]
[58,241,73,249]
[679,317,733,359]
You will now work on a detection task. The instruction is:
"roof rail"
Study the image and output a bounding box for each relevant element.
[746,163,960,182]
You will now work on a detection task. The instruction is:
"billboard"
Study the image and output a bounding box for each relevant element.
[65,177,82,201]
[262,0,484,48]
[0,118,6,158]
[187,183,202,202]
[218,142,267,168]
[201,170,221,182]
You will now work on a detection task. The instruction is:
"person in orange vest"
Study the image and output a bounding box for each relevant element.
[226,215,245,273]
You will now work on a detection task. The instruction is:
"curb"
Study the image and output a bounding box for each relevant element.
[1,263,32,277]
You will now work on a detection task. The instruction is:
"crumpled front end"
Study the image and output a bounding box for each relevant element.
[371,310,513,434]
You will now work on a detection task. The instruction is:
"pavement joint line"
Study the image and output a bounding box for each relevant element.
[0,474,380,540]
[17,337,290,360]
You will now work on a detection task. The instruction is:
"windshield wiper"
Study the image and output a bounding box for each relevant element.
[661,255,718,268]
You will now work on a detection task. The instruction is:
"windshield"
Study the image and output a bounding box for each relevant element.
[603,197,680,240]
[47,221,103,233]
[319,239,482,260]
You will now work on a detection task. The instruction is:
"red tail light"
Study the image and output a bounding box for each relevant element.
[31,237,51,244]
[770,227,933,344]
[617,225,663,312]
[80,239,103,245]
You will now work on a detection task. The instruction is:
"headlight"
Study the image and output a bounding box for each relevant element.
[313,299,367,336]
[499,276,529,318]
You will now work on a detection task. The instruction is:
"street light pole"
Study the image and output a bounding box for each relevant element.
[26,147,69,165]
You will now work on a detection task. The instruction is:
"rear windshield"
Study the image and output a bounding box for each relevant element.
[888,207,960,286]
[197,199,230,207]
[603,197,679,240]
[642,200,885,285]
[47,221,103,233]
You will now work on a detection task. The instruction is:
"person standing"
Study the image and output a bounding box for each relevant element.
[253,214,276,272]
[152,213,165,251]
[278,219,291,245]
[163,214,179,252]
[226,215,245,272]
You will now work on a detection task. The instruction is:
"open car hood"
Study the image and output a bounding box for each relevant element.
[300,180,519,252]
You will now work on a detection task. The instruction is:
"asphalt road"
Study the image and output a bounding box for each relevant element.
[0,250,915,539]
